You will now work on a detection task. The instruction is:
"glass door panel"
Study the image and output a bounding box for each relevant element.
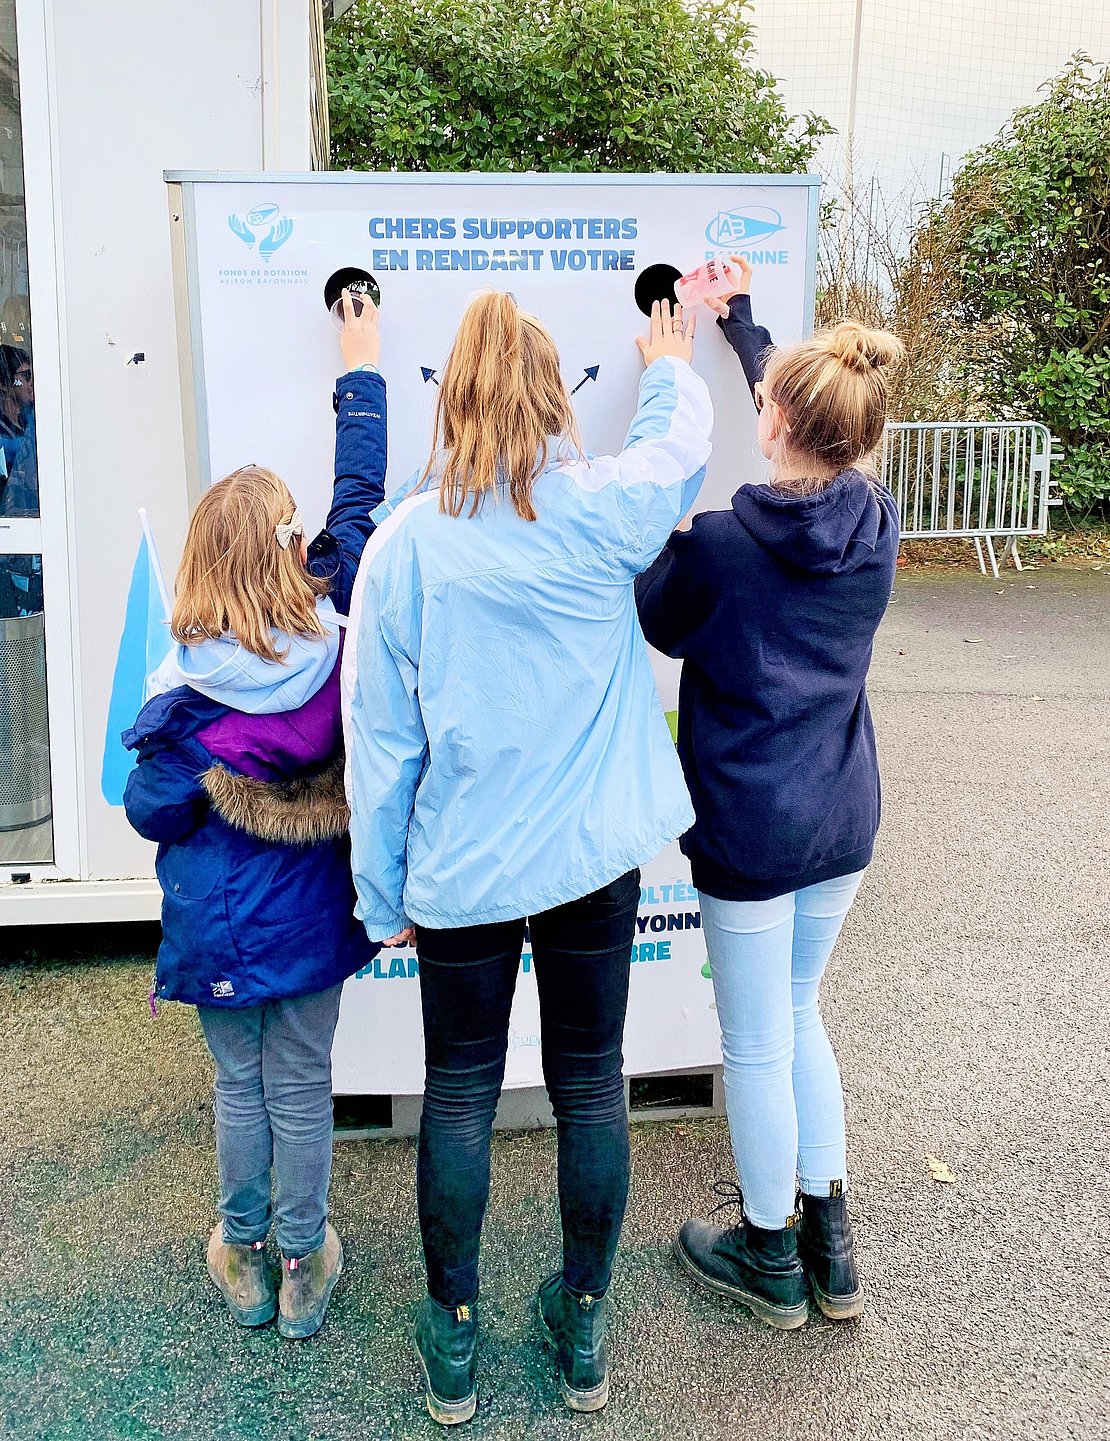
[0,1,51,866]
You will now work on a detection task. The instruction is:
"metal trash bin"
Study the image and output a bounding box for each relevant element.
[0,611,52,830]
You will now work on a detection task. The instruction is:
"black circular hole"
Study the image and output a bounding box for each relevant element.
[324,267,381,314]
[634,263,682,317]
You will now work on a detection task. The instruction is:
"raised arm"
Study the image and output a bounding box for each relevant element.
[704,256,774,401]
[307,291,388,613]
[560,300,713,573]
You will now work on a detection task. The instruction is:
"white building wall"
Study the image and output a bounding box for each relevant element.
[18,1,315,889]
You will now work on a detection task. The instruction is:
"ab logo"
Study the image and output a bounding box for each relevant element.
[705,207,785,249]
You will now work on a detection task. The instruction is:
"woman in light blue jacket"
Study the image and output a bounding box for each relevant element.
[345,293,710,1424]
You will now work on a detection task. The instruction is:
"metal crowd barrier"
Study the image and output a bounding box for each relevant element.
[880,422,1054,577]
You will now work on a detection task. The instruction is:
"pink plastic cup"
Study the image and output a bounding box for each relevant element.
[673,255,739,308]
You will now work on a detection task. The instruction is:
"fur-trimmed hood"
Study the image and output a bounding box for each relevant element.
[200,755,349,846]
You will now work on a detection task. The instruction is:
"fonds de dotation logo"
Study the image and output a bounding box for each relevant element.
[227,202,294,261]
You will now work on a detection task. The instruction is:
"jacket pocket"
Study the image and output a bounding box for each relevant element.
[157,834,221,900]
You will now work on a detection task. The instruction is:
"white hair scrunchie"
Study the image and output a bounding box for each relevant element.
[275,508,305,549]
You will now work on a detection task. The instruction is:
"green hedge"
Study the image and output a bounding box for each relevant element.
[326,0,829,175]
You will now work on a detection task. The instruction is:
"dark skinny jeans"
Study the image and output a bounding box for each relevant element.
[415,869,640,1308]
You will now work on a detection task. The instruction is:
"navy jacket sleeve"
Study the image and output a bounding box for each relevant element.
[717,294,774,401]
[635,521,716,659]
[306,368,388,614]
[123,740,209,845]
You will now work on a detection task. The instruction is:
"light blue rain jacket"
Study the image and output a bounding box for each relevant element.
[343,355,713,938]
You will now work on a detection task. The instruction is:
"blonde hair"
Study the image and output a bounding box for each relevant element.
[763,321,906,491]
[423,291,582,522]
[171,465,328,663]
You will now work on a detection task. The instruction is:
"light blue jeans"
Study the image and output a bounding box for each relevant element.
[197,983,343,1258]
[700,871,865,1230]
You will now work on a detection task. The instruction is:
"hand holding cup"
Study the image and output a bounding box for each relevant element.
[340,288,381,372]
[703,255,755,318]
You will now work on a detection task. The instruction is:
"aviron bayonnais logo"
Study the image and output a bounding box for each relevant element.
[219,202,307,288]
[227,202,294,261]
[705,206,788,263]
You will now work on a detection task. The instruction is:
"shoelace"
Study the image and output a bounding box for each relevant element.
[708,1179,745,1218]
[708,1179,799,1228]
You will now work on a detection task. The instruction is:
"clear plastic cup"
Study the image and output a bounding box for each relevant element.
[329,278,381,331]
[673,255,738,308]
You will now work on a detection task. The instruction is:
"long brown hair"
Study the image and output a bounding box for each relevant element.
[763,320,905,491]
[171,465,328,662]
[423,291,582,522]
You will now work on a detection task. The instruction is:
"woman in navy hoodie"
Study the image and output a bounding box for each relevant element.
[636,260,903,1329]
[123,294,384,1341]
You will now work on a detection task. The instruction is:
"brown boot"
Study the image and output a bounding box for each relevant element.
[278,1222,344,1339]
[206,1224,277,1327]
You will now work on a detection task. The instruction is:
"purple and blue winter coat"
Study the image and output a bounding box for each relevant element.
[123,370,386,1008]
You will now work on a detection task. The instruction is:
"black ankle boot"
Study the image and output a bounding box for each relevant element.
[414,1295,478,1426]
[675,1200,809,1330]
[798,1187,864,1320]
[537,1274,610,1413]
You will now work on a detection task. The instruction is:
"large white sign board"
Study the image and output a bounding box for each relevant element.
[170,173,820,1094]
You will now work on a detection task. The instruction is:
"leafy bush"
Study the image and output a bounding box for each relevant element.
[326,0,829,174]
[900,56,1110,514]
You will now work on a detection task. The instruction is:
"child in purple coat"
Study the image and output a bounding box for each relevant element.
[123,295,384,1339]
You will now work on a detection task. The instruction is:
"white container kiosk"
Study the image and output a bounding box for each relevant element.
[0,0,326,921]
[163,171,820,1106]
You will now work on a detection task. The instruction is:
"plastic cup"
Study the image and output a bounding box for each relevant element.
[328,277,381,332]
[673,255,738,308]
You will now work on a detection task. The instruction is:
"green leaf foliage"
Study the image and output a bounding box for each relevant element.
[326,0,830,175]
[903,56,1110,513]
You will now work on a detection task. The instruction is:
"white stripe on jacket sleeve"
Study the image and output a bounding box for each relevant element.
[561,356,713,571]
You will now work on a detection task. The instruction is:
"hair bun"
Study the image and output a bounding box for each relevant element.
[826,320,905,373]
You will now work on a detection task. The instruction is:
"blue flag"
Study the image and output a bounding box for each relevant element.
[101,533,172,805]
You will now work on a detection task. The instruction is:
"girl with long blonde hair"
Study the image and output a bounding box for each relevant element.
[637,258,904,1330]
[123,296,385,1342]
[346,291,713,1422]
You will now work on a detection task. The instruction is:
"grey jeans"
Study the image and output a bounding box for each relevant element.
[197,983,343,1258]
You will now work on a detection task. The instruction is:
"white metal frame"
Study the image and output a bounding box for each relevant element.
[7,0,83,881]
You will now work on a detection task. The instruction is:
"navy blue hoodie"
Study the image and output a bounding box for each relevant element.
[635,296,899,901]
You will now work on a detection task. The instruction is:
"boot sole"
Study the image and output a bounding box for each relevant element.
[414,1342,478,1426]
[277,1244,344,1340]
[206,1265,277,1328]
[536,1296,610,1413]
[811,1281,865,1321]
[673,1236,808,1330]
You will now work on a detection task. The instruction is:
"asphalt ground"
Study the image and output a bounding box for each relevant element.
[0,565,1107,1441]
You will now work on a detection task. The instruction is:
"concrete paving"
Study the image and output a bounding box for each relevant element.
[0,566,1107,1441]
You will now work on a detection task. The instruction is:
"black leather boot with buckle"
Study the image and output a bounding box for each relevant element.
[537,1273,610,1413]
[797,1184,864,1320]
[674,1182,809,1330]
[414,1294,479,1426]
